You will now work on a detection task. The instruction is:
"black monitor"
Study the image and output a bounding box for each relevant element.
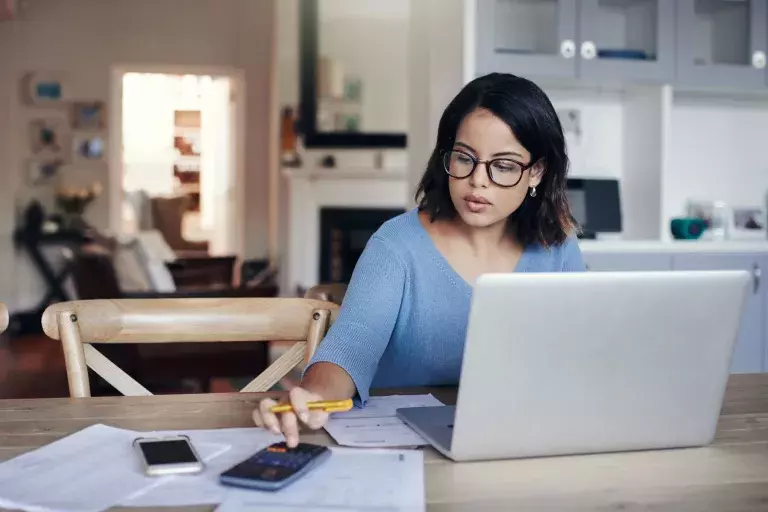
[566,178,622,239]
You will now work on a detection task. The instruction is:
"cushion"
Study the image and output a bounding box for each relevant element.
[112,239,153,292]
[144,260,176,293]
[124,190,154,231]
[136,230,177,263]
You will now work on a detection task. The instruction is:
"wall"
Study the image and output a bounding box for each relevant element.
[0,0,276,311]
[544,86,624,181]
[408,0,469,208]
[275,0,409,295]
[319,0,408,133]
[665,94,768,228]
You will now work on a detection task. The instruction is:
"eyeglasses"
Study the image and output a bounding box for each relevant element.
[442,149,535,188]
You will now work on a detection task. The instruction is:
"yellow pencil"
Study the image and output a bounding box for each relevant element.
[270,399,353,414]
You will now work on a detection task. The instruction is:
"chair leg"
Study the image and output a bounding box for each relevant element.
[57,311,91,398]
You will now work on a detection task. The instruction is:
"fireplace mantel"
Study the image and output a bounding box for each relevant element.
[282,167,407,181]
[283,167,409,294]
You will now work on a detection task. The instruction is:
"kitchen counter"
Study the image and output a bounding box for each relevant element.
[579,239,768,254]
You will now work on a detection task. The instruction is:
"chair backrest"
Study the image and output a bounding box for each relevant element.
[304,283,348,305]
[42,298,339,398]
[0,302,8,333]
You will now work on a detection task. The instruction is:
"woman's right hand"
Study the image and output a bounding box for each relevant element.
[252,387,330,448]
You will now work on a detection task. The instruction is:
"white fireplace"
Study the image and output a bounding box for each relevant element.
[283,167,409,295]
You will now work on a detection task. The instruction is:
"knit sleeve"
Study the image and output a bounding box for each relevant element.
[305,235,406,403]
[561,235,586,272]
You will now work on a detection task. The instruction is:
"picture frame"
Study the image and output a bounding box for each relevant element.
[29,118,68,157]
[72,101,106,130]
[72,132,107,163]
[731,206,766,240]
[27,158,64,186]
[298,0,406,148]
[23,71,67,106]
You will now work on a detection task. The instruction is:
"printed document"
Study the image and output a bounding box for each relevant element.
[215,447,425,512]
[324,394,444,447]
[0,424,229,512]
[0,422,427,511]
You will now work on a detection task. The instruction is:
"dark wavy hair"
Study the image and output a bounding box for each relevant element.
[415,73,576,248]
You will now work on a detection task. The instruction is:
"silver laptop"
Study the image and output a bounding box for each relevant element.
[397,270,750,462]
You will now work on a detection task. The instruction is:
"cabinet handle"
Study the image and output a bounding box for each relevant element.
[753,263,762,294]
[752,51,766,69]
[581,41,597,60]
[560,40,576,59]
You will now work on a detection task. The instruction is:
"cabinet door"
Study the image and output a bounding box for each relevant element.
[578,0,675,83]
[475,0,578,79]
[676,0,768,89]
[583,252,673,271]
[672,254,764,374]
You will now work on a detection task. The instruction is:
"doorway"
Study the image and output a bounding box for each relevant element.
[111,69,243,257]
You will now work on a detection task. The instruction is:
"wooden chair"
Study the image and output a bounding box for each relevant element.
[0,302,8,333]
[41,298,338,398]
[304,283,348,305]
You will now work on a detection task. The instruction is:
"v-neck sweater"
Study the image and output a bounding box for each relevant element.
[306,207,586,402]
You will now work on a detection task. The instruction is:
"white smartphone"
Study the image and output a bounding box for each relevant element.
[133,435,204,476]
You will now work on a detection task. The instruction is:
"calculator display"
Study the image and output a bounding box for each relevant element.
[222,443,329,482]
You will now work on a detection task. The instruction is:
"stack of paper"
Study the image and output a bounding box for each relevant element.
[324,394,444,448]
[0,423,426,512]
[0,424,232,512]
[216,448,424,512]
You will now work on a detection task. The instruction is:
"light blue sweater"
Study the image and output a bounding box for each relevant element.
[307,208,585,402]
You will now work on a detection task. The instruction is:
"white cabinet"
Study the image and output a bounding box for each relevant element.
[671,253,765,374]
[583,252,673,271]
[582,246,767,373]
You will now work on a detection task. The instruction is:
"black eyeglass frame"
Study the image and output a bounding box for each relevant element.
[441,149,536,188]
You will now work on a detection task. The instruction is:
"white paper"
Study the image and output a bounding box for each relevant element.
[324,394,444,447]
[215,447,425,512]
[0,424,227,512]
[121,428,282,507]
[336,394,445,419]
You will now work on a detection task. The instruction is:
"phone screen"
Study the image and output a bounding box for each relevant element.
[139,440,198,466]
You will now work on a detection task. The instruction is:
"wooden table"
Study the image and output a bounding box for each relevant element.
[1,375,767,511]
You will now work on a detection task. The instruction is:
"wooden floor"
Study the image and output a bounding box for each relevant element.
[0,333,239,399]
[0,333,69,399]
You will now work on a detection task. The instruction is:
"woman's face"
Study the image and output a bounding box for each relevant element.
[447,108,543,230]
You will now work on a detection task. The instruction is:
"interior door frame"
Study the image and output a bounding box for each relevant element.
[109,64,246,259]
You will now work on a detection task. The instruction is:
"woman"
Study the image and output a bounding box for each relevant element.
[254,72,585,446]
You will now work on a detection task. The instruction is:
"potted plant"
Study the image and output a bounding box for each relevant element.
[55,182,102,231]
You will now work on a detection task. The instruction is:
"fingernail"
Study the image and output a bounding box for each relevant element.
[299,412,309,423]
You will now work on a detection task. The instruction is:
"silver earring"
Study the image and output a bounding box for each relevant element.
[529,187,537,198]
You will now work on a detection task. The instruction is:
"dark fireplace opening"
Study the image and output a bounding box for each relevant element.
[319,207,405,284]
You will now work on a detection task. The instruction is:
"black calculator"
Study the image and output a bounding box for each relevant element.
[219,442,331,491]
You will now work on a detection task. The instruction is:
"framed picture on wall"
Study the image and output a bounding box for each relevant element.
[72,132,107,163]
[29,118,68,157]
[27,158,64,186]
[23,71,67,106]
[72,101,106,130]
